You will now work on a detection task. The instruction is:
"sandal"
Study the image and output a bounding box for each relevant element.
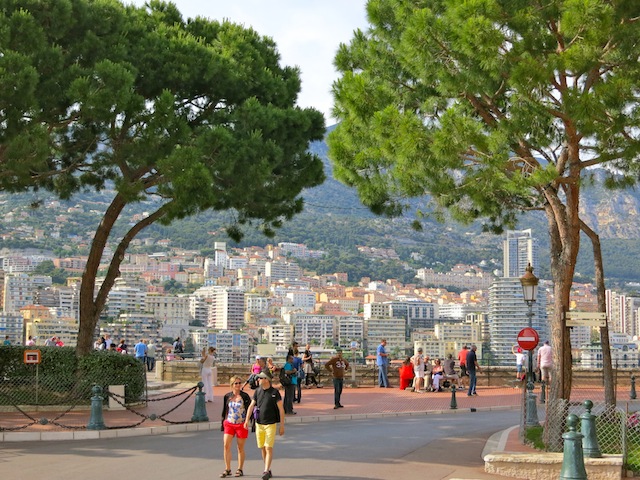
[235,469,243,477]
[220,471,232,478]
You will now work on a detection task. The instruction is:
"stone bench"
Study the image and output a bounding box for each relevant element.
[484,452,623,480]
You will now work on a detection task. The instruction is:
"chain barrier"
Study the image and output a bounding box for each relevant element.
[0,384,200,432]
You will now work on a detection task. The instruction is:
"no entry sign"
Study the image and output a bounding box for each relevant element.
[517,327,539,351]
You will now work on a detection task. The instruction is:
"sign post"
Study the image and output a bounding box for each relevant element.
[24,350,41,406]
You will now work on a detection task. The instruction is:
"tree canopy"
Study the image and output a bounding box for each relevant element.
[329,0,640,416]
[1,0,325,354]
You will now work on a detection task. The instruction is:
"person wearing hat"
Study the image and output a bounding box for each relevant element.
[244,372,285,480]
[325,348,349,409]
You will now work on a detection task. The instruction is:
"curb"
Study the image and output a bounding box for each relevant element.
[0,404,520,442]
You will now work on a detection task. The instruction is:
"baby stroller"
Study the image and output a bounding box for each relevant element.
[303,360,322,388]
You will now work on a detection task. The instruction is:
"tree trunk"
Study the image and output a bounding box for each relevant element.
[76,195,171,356]
[580,220,615,405]
[76,195,126,356]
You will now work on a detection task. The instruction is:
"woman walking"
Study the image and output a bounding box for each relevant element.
[220,376,252,478]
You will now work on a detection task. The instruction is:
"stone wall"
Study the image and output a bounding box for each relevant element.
[159,361,635,389]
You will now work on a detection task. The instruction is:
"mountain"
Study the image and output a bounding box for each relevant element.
[1,129,640,288]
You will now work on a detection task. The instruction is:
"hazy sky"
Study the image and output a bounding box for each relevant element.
[127,1,370,124]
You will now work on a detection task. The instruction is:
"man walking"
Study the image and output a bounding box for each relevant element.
[325,348,349,409]
[376,339,389,387]
[244,372,285,480]
[537,340,553,384]
[466,344,481,396]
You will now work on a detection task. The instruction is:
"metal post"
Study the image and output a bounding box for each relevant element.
[525,300,539,426]
[87,385,106,430]
[191,381,209,422]
[560,414,587,480]
[540,381,546,404]
[581,400,602,458]
[450,384,457,410]
[631,375,637,400]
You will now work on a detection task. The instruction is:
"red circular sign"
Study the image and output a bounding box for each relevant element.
[517,327,539,351]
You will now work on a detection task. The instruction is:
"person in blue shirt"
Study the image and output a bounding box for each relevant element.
[134,339,147,362]
[376,339,390,387]
[3,335,11,346]
[283,354,297,415]
[290,343,304,403]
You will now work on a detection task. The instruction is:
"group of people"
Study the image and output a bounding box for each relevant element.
[217,344,349,480]
[398,349,466,392]
[512,340,553,384]
[92,335,158,372]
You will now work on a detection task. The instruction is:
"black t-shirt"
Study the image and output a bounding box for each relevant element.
[253,386,281,425]
[466,350,477,372]
[304,349,313,363]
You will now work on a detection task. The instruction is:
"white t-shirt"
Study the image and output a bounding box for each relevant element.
[413,354,425,375]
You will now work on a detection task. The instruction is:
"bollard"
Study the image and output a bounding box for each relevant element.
[525,381,539,426]
[581,400,602,458]
[450,384,457,410]
[631,375,637,400]
[87,385,106,430]
[191,381,209,422]
[540,381,546,404]
[559,414,588,480]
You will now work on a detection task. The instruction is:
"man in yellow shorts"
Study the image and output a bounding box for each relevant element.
[244,372,285,480]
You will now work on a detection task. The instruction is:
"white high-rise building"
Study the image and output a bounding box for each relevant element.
[207,287,245,331]
[503,229,539,278]
[489,229,547,366]
[2,273,52,313]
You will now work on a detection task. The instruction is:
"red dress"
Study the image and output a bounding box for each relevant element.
[399,365,415,390]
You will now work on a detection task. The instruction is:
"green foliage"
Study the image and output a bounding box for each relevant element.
[33,260,70,284]
[330,0,640,229]
[77,351,146,402]
[0,346,145,405]
[0,0,326,354]
[524,425,545,450]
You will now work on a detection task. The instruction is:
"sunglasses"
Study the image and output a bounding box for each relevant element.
[233,382,242,385]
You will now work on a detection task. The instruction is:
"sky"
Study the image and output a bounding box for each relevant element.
[127,1,370,124]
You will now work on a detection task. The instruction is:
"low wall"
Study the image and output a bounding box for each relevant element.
[484,452,623,480]
[160,362,636,389]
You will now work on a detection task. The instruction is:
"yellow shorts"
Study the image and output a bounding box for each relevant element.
[256,423,277,448]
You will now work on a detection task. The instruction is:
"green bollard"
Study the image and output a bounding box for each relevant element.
[559,414,587,480]
[581,400,602,458]
[191,381,209,422]
[87,385,106,430]
[631,375,637,400]
[525,381,539,426]
[450,384,457,410]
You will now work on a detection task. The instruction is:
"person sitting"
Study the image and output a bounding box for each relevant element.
[431,358,446,391]
[398,357,415,390]
[243,356,267,390]
[443,354,463,389]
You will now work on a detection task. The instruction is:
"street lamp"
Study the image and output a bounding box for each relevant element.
[520,262,540,426]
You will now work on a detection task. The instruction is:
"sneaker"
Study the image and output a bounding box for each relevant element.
[467,394,472,397]
[337,404,344,408]
[262,472,270,480]
[472,392,478,396]
[334,405,340,409]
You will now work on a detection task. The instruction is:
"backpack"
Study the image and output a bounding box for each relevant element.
[279,367,292,386]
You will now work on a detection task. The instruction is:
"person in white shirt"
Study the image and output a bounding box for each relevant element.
[537,341,553,384]
[411,348,425,392]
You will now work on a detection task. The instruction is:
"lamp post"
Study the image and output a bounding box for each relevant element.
[520,263,540,426]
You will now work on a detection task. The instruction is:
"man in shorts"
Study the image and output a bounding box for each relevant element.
[244,372,285,480]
